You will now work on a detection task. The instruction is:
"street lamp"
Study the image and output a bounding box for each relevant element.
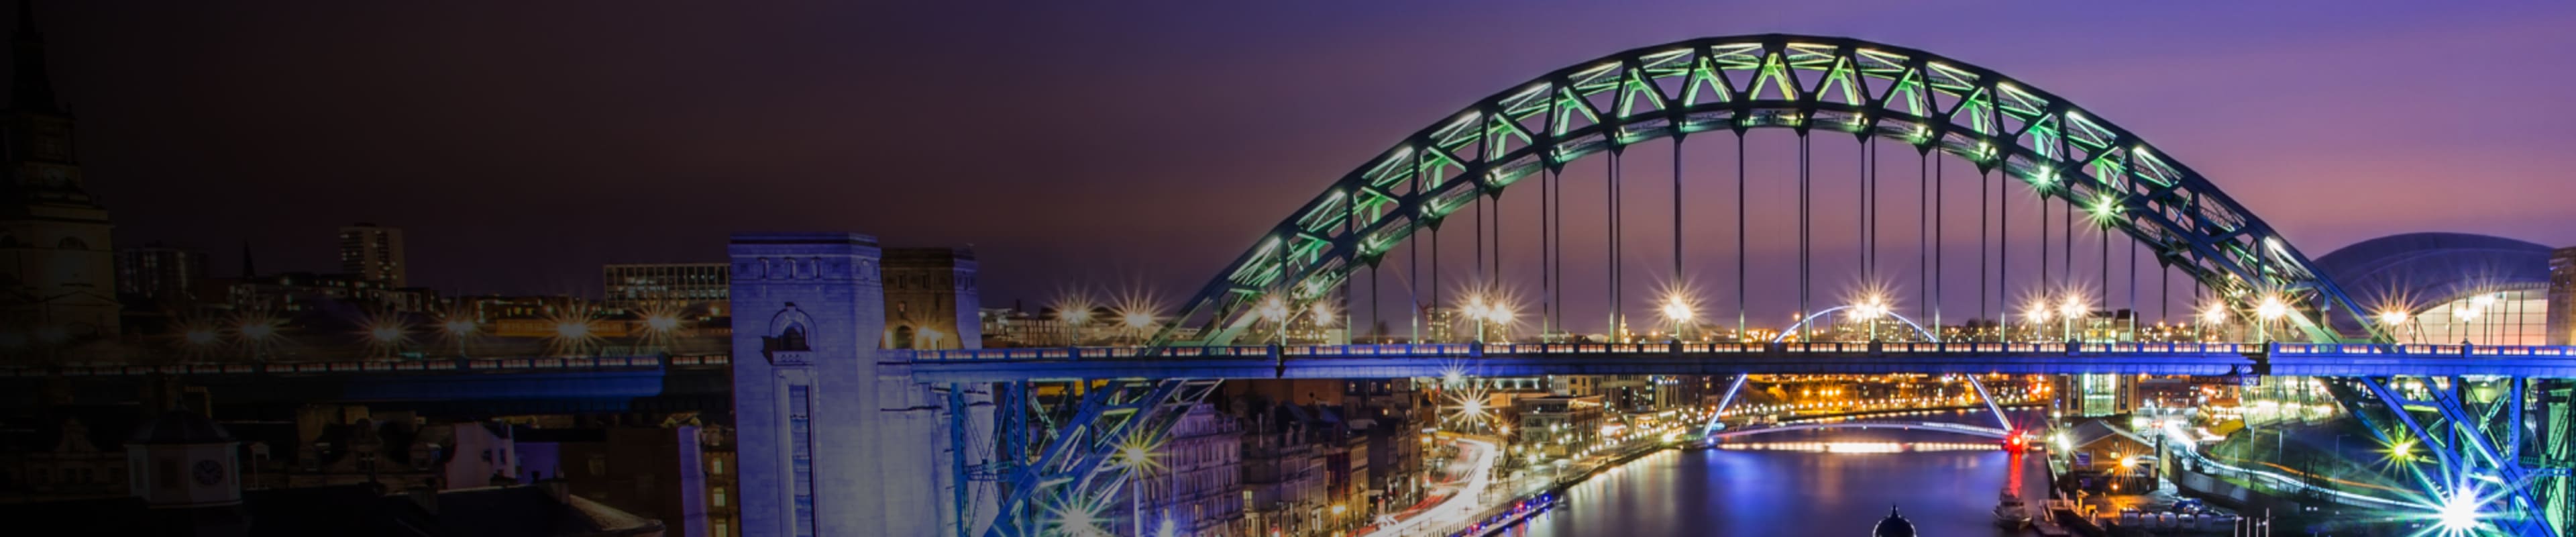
[2023,301,2053,342]
[1660,295,1695,343]
[2255,295,2288,343]
[1256,295,1291,344]
[2058,297,2086,342]
[2198,305,2227,342]
[2375,309,2410,343]
[1850,297,1889,343]
[2454,302,2485,344]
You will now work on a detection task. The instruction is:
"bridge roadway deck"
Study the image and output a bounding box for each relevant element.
[900,342,2576,381]
[8,344,2574,403]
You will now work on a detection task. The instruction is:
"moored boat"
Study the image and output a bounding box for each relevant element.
[1993,490,2033,529]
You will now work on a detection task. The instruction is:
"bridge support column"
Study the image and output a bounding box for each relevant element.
[729,232,957,537]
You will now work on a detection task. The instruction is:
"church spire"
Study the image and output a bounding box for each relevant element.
[12,0,58,113]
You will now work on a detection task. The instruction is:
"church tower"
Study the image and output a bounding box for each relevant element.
[0,0,116,342]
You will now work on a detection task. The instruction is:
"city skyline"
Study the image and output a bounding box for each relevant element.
[4,5,2573,536]
[23,1,2576,320]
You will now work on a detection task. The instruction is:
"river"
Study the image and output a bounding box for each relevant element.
[1497,409,2050,536]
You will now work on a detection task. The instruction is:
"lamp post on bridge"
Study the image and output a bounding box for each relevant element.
[1257,295,1291,346]
[1661,296,1696,345]
[1851,298,1888,344]
[2255,295,2288,344]
[2023,302,2053,343]
[2197,305,2226,343]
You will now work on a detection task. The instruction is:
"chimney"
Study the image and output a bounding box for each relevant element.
[403,486,437,515]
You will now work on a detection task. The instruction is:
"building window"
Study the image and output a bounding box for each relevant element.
[777,326,808,352]
[716,522,729,537]
[711,458,723,475]
[790,385,816,536]
[713,487,727,507]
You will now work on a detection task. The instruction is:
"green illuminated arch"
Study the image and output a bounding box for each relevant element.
[1154,34,2376,348]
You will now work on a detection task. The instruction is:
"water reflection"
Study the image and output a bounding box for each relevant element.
[1503,411,2043,536]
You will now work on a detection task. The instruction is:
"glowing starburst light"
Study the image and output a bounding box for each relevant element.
[1055,293,1095,326]
[1110,287,1164,332]
[2023,301,2054,323]
[1256,295,1291,323]
[1444,386,1495,428]
[2255,296,2290,320]
[1116,430,1165,475]
[543,308,604,356]
[2378,309,2408,326]
[2436,486,2484,533]
[1851,297,1890,320]
[1662,299,1695,322]
[2198,305,2227,325]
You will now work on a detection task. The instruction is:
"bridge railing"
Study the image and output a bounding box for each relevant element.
[0,354,727,378]
[18,342,2576,376]
[890,341,2576,362]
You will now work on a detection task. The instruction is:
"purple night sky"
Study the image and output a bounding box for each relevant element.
[30,2,2576,331]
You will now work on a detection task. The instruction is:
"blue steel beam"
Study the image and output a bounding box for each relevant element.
[2362,377,2557,537]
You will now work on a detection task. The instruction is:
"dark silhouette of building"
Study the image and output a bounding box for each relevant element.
[0,0,116,340]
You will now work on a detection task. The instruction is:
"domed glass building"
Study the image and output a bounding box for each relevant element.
[2312,232,2556,344]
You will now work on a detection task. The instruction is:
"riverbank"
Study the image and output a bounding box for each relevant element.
[1452,437,1676,537]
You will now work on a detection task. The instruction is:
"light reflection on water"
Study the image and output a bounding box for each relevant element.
[1501,411,2044,537]
[1717,441,2000,453]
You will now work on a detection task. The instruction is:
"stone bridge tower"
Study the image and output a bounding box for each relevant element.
[727,232,992,537]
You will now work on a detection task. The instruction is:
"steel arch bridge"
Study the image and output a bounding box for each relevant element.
[1149,33,2374,348]
[986,34,2563,537]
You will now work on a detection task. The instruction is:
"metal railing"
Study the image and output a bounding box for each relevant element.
[0,354,729,378]
[889,340,2546,362]
[20,342,2570,376]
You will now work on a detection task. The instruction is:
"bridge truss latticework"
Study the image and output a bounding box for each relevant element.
[1152,34,2377,348]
